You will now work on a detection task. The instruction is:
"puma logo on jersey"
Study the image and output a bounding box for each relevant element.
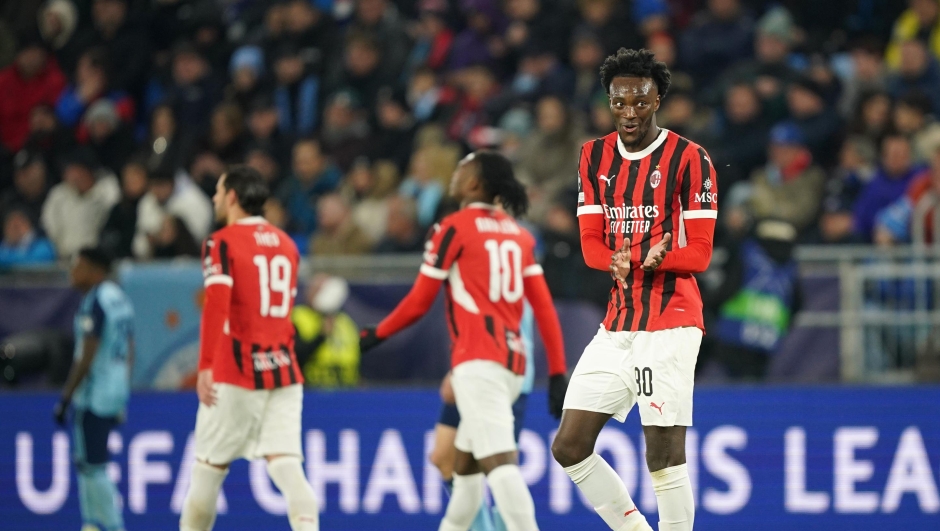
[599,174,616,184]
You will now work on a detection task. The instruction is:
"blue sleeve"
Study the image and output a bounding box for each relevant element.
[56,86,86,127]
[88,296,106,338]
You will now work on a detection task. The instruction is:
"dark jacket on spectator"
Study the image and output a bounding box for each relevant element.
[853,165,923,241]
[680,9,755,88]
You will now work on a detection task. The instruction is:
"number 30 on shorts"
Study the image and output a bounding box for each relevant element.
[635,367,653,396]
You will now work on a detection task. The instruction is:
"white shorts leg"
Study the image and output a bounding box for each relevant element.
[563,326,637,423]
[451,360,523,460]
[253,384,304,459]
[632,327,702,427]
[194,383,265,465]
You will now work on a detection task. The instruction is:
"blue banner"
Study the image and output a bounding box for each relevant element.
[2,387,939,530]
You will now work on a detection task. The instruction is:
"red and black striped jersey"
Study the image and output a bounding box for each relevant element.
[577,129,717,332]
[200,217,303,390]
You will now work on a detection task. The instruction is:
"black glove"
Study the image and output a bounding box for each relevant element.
[53,398,70,426]
[548,373,569,420]
[359,327,384,353]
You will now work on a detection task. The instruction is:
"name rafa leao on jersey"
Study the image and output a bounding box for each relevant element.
[604,203,660,234]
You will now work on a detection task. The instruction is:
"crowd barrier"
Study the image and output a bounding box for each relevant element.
[3,387,938,530]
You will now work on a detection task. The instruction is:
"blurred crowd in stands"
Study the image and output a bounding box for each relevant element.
[1,0,939,320]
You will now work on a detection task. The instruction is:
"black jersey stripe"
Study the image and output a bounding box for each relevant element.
[659,137,690,315]
[218,239,230,275]
[434,226,457,269]
[232,338,243,373]
[270,348,283,388]
[604,154,625,250]
[445,289,459,337]
[588,138,605,198]
[284,344,298,384]
[617,158,641,330]
[697,146,713,209]
[637,145,669,330]
[251,343,264,389]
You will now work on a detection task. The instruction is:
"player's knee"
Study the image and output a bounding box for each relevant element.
[551,433,591,468]
[429,445,453,475]
[644,440,685,472]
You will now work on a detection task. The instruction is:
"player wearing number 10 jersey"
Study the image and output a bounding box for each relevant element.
[180,166,319,531]
[360,151,568,531]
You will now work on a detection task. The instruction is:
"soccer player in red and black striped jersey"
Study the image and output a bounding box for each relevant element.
[180,166,319,531]
[360,151,568,531]
[551,49,716,531]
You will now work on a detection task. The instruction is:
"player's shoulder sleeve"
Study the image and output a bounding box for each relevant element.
[519,227,543,278]
[420,213,464,280]
[82,288,107,338]
[678,138,718,219]
[577,137,606,216]
[202,229,234,288]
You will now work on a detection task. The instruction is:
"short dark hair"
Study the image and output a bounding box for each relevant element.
[78,246,113,272]
[599,48,671,98]
[223,165,269,216]
[472,150,529,217]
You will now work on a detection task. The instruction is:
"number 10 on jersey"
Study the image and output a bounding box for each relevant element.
[484,239,523,303]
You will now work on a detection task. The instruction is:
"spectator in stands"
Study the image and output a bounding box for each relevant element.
[245,144,284,191]
[38,0,81,76]
[448,0,506,72]
[679,0,755,89]
[226,45,266,114]
[707,6,798,116]
[41,147,120,258]
[508,45,575,103]
[100,156,148,258]
[197,103,247,165]
[886,0,940,69]
[349,0,412,81]
[277,138,342,238]
[573,0,636,57]
[407,67,450,124]
[839,38,888,118]
[517,95,582,210]
[246,95,290,168]
[786,76,843,167]
[848,90,893,145]
[0,35,66,152]
[146,104,185,174]
[186,149,225,198]
[150,215,200,258]
[319,90,372,172]
[310,193,373,255]
[343,158,397,243]
[503,0,571,60]
[292,274,360,387]
[875,137,940,245]
[404,0,455,77]
[710,82,770,189]
[55,47,134,130]
[657,80,714,143]
[282,0,337,76]
[740,122,826,233]
[854,134,922,241]
[132,169,212,259]
[84,99,135,175]
[184,4,230,77]
[23,104,73,181]
[446,65,500,142]
[1,150,49,228]
[570,30,605,113]
[712,219,801,380]
[374,196,423,253]
[820,136,877,243]
[273,41,320,137]
[400,147,446,228]
[0,209,56,267]
[893,91,940,162]
[372,87,416,174]
[327,32,390,121]
[162,42,221,140]
[888,39,940,114]
[74,0,151,97]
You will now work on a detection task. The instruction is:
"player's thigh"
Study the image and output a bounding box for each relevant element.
[73,409,117,466]
[256,384,304,459]
[632,327,702,427]
[194,383,265,465]
[451,360,519,460]
[564,326,635,422]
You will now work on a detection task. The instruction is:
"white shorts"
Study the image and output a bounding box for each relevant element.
[451,360,524,460]
[564,326,702,427]
[194,383,303,465]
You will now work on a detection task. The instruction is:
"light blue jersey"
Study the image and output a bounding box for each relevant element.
[73,280,134,418]
[520,301,535,394]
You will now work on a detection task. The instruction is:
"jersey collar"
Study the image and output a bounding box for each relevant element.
[617,128,669,160]
[236,216,268,225]
[467,202,497,210]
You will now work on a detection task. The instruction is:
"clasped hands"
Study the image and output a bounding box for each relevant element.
[609,233,671,282]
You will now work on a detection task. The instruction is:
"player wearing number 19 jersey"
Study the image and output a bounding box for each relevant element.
[180,166,319,531]
[360,151,568,531]
[551,49,716,531]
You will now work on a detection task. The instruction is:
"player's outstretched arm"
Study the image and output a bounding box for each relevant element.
[523,273,569,419]
[361,274,444,352]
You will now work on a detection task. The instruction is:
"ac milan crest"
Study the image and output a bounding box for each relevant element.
[650,167,662,188]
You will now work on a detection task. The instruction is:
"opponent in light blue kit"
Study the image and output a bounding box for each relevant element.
[55,247,134,531]
[430,302,536,531]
